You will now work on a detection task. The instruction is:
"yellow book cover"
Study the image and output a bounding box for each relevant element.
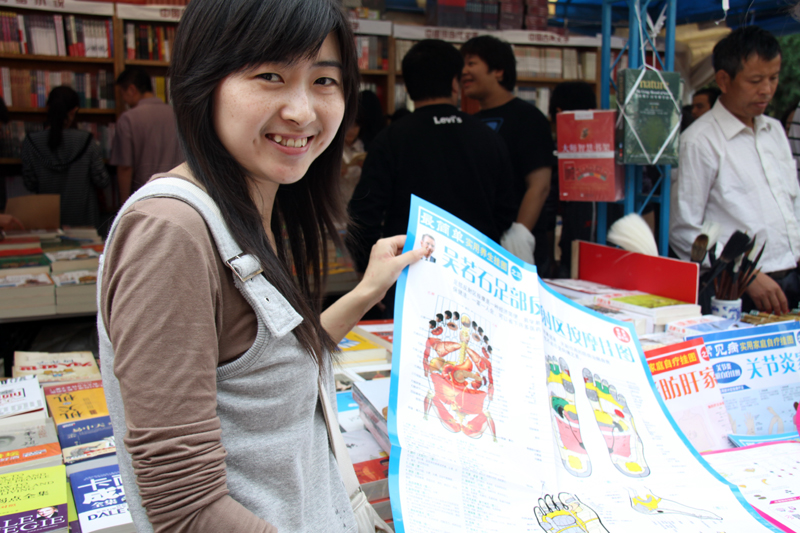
[336,327,392,367]
[42,381,108,426]
[0,465,68,531]
[13,351,100,384]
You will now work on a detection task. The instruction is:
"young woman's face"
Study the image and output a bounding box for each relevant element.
[213,33,345,192]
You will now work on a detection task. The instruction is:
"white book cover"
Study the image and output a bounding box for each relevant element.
[0,376,44,420]
[52,270,98,287]
[0,273,53,289]
[644,338,733,453]
[45,248,99,263]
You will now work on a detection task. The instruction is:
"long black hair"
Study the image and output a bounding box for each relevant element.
[169,0,360,365]
[45,86,79,152]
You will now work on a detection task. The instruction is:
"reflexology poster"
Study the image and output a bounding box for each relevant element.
[387,195,777,532]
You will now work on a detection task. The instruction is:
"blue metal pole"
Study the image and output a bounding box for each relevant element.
[597,0,613,245]
[658,0,677,256]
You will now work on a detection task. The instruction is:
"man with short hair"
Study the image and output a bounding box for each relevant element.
[110,67,183,202]
[671,27,800,314]
[420,234,436,262]
[460,35,557,271]
[691,87,721,120]
[347,39,517,315]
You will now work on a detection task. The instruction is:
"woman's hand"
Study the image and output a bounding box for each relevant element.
[321,235,423,343]
[357,235,425,309]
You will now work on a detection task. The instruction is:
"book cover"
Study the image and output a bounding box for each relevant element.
[43,381,113,448]
[645,338,733,452]
[62,436,115,466]
[0,417,62,474]
[594,291,700,319]
[0,465,68,533]
[556,110,624,202]
[336,327,391,367]
[13,351,100,384]
[70,463,133,533]
[0,375,44,420]
[51,270,97,287]
[616,68,682,165]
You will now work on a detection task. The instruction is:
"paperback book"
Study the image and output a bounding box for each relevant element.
[43,381,113,448]
[0,465,68,533]
[386,195,778,532]
[13,351,101,384]
[70,463,134,533]
[0,417,62,474]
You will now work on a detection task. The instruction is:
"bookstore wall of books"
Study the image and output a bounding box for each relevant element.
[0,0,798,532]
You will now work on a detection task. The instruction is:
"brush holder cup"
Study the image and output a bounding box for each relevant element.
[710,297,742,321]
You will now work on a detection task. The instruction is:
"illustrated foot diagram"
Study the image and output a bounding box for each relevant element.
[627,488,722,520]
[534,493,609,533]
[583,369,650,478]
[547,356,591,477]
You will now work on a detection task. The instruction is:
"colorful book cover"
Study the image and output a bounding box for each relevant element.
[0,273,53,289]
[687,322,800,438]
[51,270,97,287]
[70,463,132,533]
[13,351,100,383]
[0,417,61,473]
[645,338,733,452]
[616,68,682,165]
[62,436,116,466]
[556,110,624,202]
[0,465,68,533]
[43,381,113,448]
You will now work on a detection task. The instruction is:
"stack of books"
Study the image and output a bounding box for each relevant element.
[336,326,392,368]
[13,350,101,384]
[43,380,113,449]
[45,248,99,274]
[52,270,97,314]
[0,375,47,430]
[0,272,55,318]
[352,379,391,454]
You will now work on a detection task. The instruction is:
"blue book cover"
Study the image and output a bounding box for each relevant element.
[69,463,132,533]
[57,416,114,449]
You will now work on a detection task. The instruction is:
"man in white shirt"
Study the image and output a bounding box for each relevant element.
[671,26,800,314]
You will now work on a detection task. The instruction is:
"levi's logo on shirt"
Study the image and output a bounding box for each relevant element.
[433,115,463,125]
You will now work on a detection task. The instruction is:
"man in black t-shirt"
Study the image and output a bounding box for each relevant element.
[347,39,518,316]
[461,35,557,273]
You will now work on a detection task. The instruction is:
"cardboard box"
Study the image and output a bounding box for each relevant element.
[557,110,624,202]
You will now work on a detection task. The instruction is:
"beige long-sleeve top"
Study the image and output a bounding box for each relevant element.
[100,195,277,532]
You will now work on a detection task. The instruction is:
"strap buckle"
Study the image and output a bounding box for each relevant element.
[225,253,263,283]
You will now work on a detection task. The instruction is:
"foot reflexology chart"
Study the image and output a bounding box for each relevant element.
[387,196,780,533]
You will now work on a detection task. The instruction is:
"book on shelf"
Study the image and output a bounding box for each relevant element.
[0,12,112,59]
[124,22,176,62]
[0,68,115,109]
[13,351,101,384]
[45,249,99,274]
[43,381,113,449]
[0,465,69,533]
[0,417,62,475]
[0,272,55,318]
[69,462,135,533]
[335,326,392,367]
[644,338,733,453]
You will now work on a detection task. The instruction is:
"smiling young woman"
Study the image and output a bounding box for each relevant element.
[97,1,422,532]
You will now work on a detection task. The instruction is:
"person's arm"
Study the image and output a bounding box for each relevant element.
[346,133,394,273]
[117,166,134,203]
[745,271,790,315]
[102,202,275,533]
[515,166,551,231]
[322,235,423,342]
[109,115,134,203]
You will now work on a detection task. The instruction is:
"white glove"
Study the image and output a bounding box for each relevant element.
[500,222,535,264]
